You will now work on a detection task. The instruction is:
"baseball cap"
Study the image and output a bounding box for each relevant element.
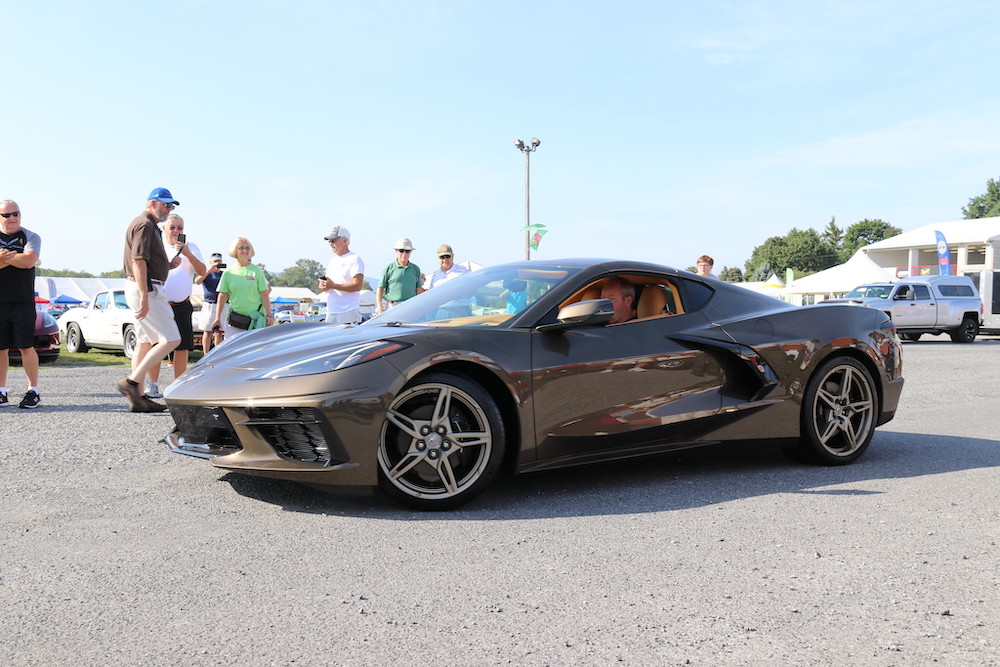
[147,187,179,205]
[394,237,414,251]
[437,244,454,256]
[324,226,351,241]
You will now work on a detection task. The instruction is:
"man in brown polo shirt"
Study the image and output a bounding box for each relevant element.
[116,187,181,412]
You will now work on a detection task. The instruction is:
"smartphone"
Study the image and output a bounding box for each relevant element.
[177,233,187,243]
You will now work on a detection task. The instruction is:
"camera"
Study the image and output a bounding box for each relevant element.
[177,233,186,243]
[218,263,227,269]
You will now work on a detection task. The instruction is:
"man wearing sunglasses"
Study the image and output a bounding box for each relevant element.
[426,243,469,289]
[375,237,424,315]
[116,187,181,413]
[319,226,365,325]
[0,200,43,409]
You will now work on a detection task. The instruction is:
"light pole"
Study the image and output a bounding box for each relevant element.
[513,137,540,260]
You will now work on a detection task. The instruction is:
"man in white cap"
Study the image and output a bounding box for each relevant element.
[319,225,365,324]
[426,243,469,289]
[375,237,423,314]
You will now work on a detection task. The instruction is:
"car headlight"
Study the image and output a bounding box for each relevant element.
[254,340,410,380]
[41,312,57,327]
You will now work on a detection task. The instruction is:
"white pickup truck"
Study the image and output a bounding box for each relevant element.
[824,275,983,343]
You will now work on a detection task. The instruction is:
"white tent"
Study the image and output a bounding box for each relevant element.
[734,273,786,298]
[786,250,896,298]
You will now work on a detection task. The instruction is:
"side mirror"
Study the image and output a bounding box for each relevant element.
[536,298,615,332]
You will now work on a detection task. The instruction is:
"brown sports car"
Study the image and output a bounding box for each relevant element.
[163,259,904,510]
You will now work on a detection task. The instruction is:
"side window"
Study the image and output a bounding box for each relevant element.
[95,293,109,310]
[895,285,911,300]
[913,285,931,300]
[114,292,129,309]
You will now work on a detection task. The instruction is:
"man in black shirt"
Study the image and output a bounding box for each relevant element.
[0,199,43,409]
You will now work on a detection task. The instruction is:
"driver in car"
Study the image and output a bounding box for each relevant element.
[600,277,636,324]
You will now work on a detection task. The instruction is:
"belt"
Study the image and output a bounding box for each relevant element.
[170,299,190,306]
[126,276,165,286]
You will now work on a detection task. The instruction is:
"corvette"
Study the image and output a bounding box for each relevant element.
[163,259,904,510]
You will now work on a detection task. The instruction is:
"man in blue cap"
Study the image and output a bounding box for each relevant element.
[116,187,181,412]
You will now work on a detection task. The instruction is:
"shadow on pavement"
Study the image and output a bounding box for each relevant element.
[218,430,999,519]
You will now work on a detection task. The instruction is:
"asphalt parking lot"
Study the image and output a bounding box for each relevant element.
[2,336,999,666]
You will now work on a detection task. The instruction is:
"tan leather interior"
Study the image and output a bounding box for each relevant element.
[636,286,667,318]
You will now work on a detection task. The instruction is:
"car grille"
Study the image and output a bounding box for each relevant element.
[170,404,241,450]
[244,407,345,466]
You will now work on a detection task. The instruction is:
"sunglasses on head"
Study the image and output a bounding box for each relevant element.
[1,211,20,218]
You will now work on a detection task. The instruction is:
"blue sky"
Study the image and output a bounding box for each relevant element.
[4,1,999,278]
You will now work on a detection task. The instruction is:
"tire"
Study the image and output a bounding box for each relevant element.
[901,333,921,342]
[948,316,978,343]
[377,373,506,510]
[797,356,878,465]
[66,323,89,354]
[123,325,138,359]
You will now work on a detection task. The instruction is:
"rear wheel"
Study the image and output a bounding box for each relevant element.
[378,373,505,510]
[796,356,878,465]
[123,325,138,359]
[66,323,89,353]
[949,316,978,343]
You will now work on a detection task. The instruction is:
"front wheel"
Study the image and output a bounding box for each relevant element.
[123,325,138,359]
[66,323,89,354]
[796,356,878,465]
[378,373,506,510]
[949,316,978,343]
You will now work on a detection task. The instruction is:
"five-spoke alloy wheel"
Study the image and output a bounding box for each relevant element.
[378,373,505,510]
[798,356,878,465]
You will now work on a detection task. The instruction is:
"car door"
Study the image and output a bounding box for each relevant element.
[87,292,114,344]
[530,308,724,465]
[109,290,132,345]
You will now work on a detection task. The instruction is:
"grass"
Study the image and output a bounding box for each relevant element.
[13,345,204,369]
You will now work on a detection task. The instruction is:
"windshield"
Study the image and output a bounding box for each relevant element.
[366,264,579,327]
[845,285,892,299]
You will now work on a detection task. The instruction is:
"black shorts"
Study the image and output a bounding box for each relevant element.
[170,299,196,351]
[0,301,35,351]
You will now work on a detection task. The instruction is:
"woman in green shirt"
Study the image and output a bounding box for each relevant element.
[211,236,273,343]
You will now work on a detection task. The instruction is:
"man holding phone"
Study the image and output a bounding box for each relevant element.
[319,226,365,324]
[195,252,226,353]
[143,212,206,397]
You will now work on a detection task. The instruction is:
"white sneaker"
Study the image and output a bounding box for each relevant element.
[145,381,162,399]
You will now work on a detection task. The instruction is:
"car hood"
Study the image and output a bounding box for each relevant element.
[196,322,418,371]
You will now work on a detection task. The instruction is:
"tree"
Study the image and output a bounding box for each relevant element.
[273,258,325,288]
[744,228,836,280]
[719,266,743,282]
[839,219,902,261]
[962,176,1000,219]
[36,268,96,277]
[100,270,124,278]
[820,216,842,249]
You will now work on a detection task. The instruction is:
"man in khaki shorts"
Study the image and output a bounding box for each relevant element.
[116,187,181,412]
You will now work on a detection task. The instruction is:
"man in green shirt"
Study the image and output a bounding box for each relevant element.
[375,237,423,314]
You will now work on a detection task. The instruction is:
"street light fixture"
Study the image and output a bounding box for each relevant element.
[513,137,541,260]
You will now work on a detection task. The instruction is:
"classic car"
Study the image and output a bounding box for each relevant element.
[163,259,904,510]
[58,289,139,357]
[59,289,203,358]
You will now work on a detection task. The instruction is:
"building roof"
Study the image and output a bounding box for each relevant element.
[864,216,1000,250]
